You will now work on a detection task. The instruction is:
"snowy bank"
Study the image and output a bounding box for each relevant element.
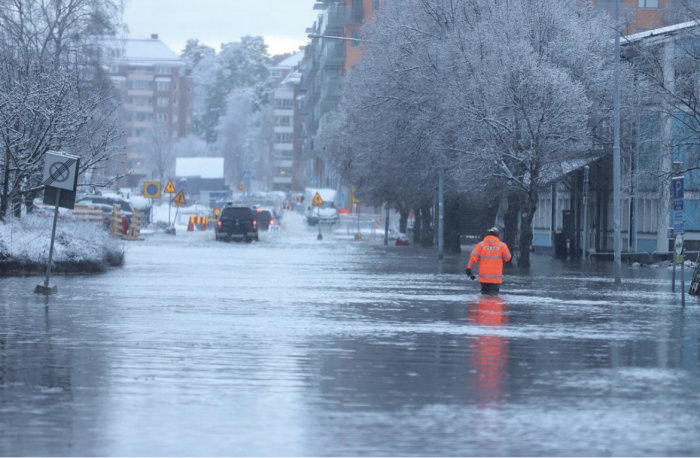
[0,215,124,275]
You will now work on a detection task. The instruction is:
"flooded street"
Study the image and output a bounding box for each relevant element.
[1,220,699,456]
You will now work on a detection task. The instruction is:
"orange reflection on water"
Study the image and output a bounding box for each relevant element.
[468,295,508,407]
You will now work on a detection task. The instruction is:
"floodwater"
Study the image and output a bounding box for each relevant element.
[1,217,699,456]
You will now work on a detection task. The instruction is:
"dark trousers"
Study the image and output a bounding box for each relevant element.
[480,282,500,295]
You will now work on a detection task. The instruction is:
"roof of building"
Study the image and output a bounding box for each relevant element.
[623,20,699,45]
[275,51,304,69]
[103,36,183,65]
[175,158,225,179]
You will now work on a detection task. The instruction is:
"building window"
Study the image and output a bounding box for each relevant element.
[156,112,169,122]
[275,98,294,109]
[373,0,380,10]
[173,114,178,122]
[155,66,170,75]
[638,0,658,7]
[275,116,291,126]
[130,96,152,106]
[156,81,170,91]
[275,133,294,143]
[128,80,153,90]
[157,97,169,107]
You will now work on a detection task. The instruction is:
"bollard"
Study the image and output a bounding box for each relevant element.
[110,204,122,236]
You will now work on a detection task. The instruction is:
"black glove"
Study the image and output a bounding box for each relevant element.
[465,267,476,280]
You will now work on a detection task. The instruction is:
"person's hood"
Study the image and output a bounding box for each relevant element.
[483,235,501,245]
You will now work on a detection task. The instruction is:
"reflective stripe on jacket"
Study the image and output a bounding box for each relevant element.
[466,235,512,284]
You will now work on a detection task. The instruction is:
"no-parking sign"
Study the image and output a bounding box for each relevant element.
[42,151,79,191]
[143,181,162,199]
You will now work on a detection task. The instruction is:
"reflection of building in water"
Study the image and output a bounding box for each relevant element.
[468,295,508,407]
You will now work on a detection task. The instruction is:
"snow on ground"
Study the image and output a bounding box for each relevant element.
[0,215,122,263]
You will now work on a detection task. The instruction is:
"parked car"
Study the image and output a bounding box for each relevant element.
[75,195,134,230]
[216,205,259,242]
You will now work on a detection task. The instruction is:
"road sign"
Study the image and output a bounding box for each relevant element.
[164,180,176,193]
[173,190,186,207]
[143,181,162,199]
[672,176,684,200]
[338,191,345,206]
[42,151,79,191]
[312,192,324,206]
[351,187,362,204]
[675,234,684,256]
[674,200,684,211]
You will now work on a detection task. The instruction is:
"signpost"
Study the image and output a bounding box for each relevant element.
[351,187,362,240]
[671,176,685,306]
[35,152,80,296]
[164,179,176,233]
[312,192,324,240]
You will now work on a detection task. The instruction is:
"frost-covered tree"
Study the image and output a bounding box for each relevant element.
[183,36,271,144]
[0,0,124,219]
[329,0,622,265]
[215,85,271,190]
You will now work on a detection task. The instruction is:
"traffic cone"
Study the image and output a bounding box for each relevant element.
[187,216,195,231]
[201,217,208,230]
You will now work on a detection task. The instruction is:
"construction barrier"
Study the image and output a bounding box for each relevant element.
[71,205,104,225]
[187,215,209,232]
[124,209,141,240]
[109,205,127,236]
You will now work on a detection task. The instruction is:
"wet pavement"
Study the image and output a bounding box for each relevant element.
[1,219,699,456]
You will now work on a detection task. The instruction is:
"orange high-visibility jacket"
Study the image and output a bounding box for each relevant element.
[467,235,512,284]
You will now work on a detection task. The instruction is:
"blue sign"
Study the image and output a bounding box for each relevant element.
[674,221,685,234]
[674,200,684,211]
[673,210,684,222]
[338,191,345,206]
[672,177,684,200]
[242,170,251,178]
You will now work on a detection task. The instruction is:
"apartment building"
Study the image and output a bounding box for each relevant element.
[269,53,304,192]
[592,0,680,33]
[299,0,384,190]
[102,34,193,187]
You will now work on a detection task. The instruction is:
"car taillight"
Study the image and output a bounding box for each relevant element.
[253,219,257,227]
[217,221,222,229]
[270,219,275,225]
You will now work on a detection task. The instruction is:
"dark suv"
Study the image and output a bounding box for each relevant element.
[216,206,259,242]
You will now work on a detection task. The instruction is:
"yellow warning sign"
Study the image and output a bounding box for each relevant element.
[173,190,186,207]
[164,179,176,194]
[312,192,324,206]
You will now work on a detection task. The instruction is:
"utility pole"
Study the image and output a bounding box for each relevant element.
[437,0,446,260]
[582,165,589,260]
[613,0,622,283]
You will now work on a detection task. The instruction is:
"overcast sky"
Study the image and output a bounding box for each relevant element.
[123,0,318,56]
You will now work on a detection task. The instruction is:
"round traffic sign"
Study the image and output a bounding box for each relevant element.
[146,184,158,195]
[675,234,684,255]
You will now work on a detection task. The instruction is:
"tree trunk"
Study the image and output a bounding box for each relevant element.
[398,207,409,234]
[0,152,10,221]
[444,196,462,253]
[503,193,520,258]
[518,191,538,267]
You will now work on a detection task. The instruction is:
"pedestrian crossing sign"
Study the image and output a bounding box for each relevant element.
[164,180,176,194]
[312,192,324,206]
[173,190,186,207]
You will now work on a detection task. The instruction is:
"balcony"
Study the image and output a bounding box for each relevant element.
[321,41,345,68]
[325,3,348,34]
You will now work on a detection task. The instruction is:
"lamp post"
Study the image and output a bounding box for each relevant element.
[613,0,622,283]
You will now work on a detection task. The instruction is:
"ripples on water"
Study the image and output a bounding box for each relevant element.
[1,227,699,455]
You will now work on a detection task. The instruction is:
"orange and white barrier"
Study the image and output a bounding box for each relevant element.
[187,216,210,231]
